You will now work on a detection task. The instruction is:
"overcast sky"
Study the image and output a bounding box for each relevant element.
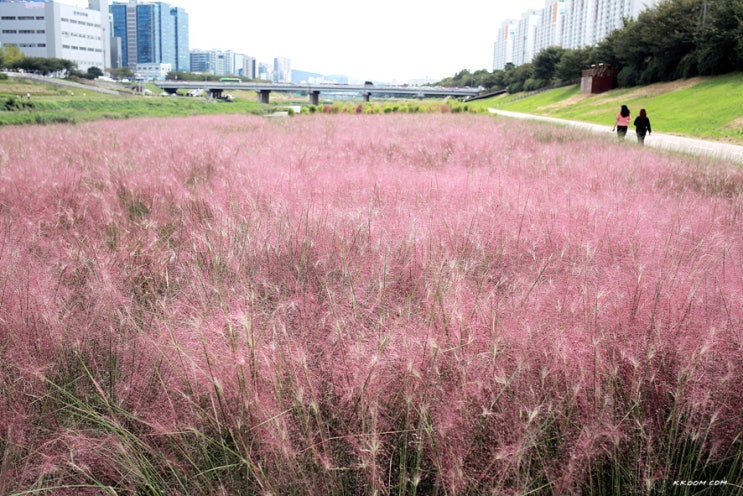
[71,0,546,82]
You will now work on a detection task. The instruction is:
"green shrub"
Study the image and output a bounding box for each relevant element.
[2,95,33,111]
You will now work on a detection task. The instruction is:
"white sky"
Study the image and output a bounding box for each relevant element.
[69,0,546,83]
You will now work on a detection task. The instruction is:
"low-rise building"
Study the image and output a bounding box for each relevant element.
[136,61,170,79]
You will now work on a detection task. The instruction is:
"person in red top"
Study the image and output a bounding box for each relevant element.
[612,105,631,141]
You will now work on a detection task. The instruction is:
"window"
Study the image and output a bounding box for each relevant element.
[2,30,18,34]
[1,16,16,21]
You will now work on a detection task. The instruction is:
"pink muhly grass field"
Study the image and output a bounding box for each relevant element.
[0,113,741,494]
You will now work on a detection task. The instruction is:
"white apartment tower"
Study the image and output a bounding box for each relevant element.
[513,9,541,66]
[493,20,517,70]
[561,0,594,49]
[537,0,566,49]
[562,0,661,49]
[495,0,662,67]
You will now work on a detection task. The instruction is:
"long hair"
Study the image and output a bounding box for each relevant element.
[639,108,647,119]
[620,105,630,118]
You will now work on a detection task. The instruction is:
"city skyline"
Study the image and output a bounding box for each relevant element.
[63,0,545,83]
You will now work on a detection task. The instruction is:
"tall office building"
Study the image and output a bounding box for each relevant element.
[0,0,107,71]
[110,0,188,72]
[170,5,186,72]
[273,57,290,83]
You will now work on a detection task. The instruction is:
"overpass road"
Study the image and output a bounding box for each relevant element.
[155,80,481,104]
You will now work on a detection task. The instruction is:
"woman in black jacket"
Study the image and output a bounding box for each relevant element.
[633,108,652,145]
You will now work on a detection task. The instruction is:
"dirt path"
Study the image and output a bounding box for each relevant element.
[488,108,743,165]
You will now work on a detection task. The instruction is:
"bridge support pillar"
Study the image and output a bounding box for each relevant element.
[363,92,371,102]
[258,90,271,104]
[310,91,320,106]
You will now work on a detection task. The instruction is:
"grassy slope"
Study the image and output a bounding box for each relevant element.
[0,77,267,124]
[476,72,743,143]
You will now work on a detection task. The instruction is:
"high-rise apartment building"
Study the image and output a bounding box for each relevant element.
[494,0,662,70]
[493,20,517,70]
[0,0,110,71]
[536,0,566,50]
[513,9,541,66]
[110,0,188,72]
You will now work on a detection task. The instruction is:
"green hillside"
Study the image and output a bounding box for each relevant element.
[0,75,267,125]
[477,72,743,144]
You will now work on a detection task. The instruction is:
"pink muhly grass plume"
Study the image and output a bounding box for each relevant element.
[0,113,741,493]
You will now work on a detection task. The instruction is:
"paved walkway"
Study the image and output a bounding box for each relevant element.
[488,108,743,165]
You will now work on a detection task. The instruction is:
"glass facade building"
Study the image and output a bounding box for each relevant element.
[110,1,188,72]
[171,6,188,73]
[111,3,128,66]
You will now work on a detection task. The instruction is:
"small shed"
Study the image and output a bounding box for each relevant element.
[580,64,618,94]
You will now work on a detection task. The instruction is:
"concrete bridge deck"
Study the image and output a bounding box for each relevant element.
[155,80,481,104]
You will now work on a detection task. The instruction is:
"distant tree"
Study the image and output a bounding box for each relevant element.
[86,66,103,79]
[438,69,473,87]
[507,63,534,93]
[696,0,743,74]
[593,30,622,70]
[110,66,135,80]
[1,45,25,68]
[478,71,500,90]
[12,56,77,76]
[555,47,595,82]
[471,69,493,88]
[613,0,700,85]
[532,46,566,83]
[59,59,76,75]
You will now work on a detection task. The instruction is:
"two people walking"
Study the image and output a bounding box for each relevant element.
[612,105,652,144]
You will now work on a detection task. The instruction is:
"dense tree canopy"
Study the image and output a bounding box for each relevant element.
[437,0,742,92]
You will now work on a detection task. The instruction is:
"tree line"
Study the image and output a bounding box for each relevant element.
[0,44,103,79]
[438,0,743,92]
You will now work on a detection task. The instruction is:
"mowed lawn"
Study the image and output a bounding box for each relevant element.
[0,113,741,495]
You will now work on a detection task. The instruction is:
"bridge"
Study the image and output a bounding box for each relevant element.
[154,80,482,104]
